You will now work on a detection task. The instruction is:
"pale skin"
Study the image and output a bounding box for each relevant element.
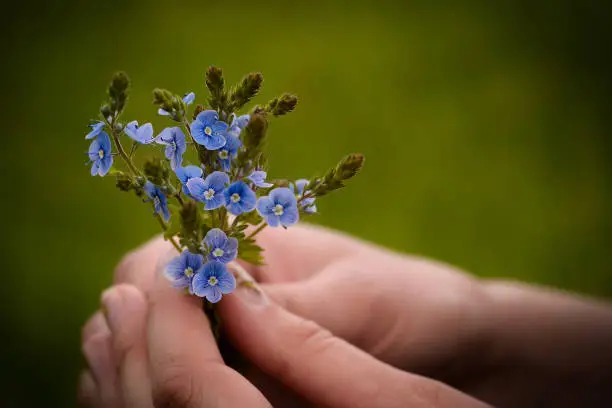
[80,224,612,407]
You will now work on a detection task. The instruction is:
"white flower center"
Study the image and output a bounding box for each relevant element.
[212,248,225,258]
[204,188,215,200]
[219,150,229,159]
[153,196,161,207]
[205,126,213,136]
[208,276,218,286]
[184,267,194,278]
[98,149,104,159]
[230,193,241,203]
[273,204,284,216]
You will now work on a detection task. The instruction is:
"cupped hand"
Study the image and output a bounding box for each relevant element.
[238,224,492,384]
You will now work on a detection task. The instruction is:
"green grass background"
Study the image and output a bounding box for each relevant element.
[1,0,611,406]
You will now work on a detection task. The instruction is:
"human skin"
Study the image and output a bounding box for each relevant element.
[80,224,612,407]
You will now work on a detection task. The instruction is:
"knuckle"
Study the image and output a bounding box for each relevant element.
[275,317,336,381]
[113,249,142,284]
[152,361,202,408]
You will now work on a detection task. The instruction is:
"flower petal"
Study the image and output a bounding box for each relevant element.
[195,110,218,126]
[218,271,236,294]
[97,132,112,153]
[190,120,206,145]
[183,92,195,105]
[203,133,226,150]
[99,155,113,176]
[205,171,230,192]
[85,121,105,139]
[265,214,281,227]
[204,194,225,210]
[294,179,309,195]
[158,108,171,116]
[90,160,100,176]
[279,205,299,227]
[204,228,228,251]
[256,196,275,217]
[271,187,297,207]
[205,286,223,303]
[186,177,207,200]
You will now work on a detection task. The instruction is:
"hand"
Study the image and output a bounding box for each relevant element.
[237,224,490,384]
[79,238,272,408]
[80,235,488,407]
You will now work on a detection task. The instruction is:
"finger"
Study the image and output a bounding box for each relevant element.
[101,284,152,408]
[146,248,271,408]
[81,322,121,408]
[82,311,107,345]
[113,235,170,291]
[220,289,488,408]
[241,223,373,282]
[77,370,99,408]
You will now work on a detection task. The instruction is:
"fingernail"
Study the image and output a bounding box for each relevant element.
[234,286,270,308]
[101,287,123,333]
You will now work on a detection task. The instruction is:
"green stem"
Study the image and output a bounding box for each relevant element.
[156,213,182,252]
[246,222,267,239]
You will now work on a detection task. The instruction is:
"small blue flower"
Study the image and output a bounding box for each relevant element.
[144,181,170,221]
[292,179,317,214]
[218,132,242,171]
[186,171,229,210]
[157,127,187,170]
[203,228,238,264]
[224,180,257,215]
[231,114,250,130]
[247,170,273,188]
[164,251,204,293]
[175,165,203,197]
[85,121,105,140]
[190,110,228,150]
[88,131,113,176]
[125,121,156,144]
[256,187,299,228]
[159,92,195,116]
[192,261,236,303]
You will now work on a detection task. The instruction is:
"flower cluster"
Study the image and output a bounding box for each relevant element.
[85,68,364,303]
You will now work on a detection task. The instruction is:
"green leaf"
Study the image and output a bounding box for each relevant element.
[237,237,265,265]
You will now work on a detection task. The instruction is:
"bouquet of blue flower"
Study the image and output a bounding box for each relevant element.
[86,68,363,333]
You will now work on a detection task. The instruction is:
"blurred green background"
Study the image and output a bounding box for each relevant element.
[1,0,611,406]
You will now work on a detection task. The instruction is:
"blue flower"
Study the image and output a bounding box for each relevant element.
[192,261,236,303]
[256,187,299,228]
[85,121,105,140]
[175,165,203,197]
[186,171,229,210]
[190,110,228,150]
[144,181,170,221]
[218,132,242,171]
[88,131,113,176]
[231,114,250,130]
[125,121,156,144]
[164,251,204,293]
[203,228,238,264]
[157,127,187,170]
[292,179,317,214]
[159,92,195,116]
[247,170,273,188]
[224,180,257,215]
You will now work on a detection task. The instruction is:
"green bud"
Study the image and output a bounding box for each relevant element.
[310,153,365,197]
[267,93,298,117]
[228,72,263,112]
[242,113,268,152]
[115,172,133,192]
[108,71,130,115]
[100,104,112,119]
[144,158,170,186]
[193,104,205,120]
[205,66,227,111]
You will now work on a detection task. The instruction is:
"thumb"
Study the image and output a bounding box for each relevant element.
[219,288,488,408]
